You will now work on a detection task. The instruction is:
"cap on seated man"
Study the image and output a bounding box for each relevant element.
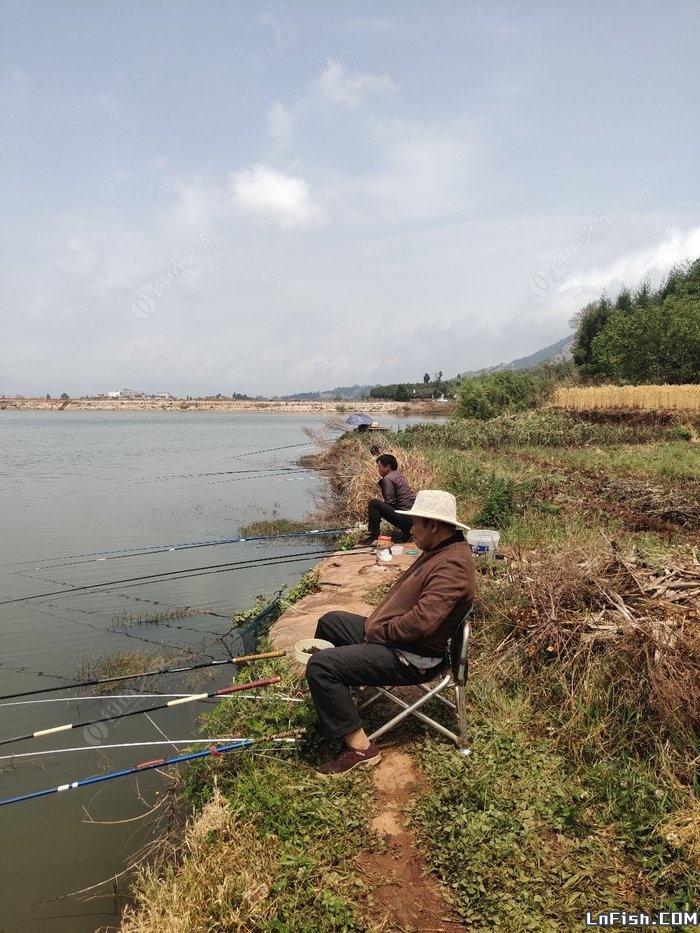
[306,490,475,776]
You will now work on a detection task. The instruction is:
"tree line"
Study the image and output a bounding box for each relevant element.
[368,258,699,418]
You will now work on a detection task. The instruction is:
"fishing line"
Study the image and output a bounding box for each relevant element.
[0,648,285,702]
[0,732,301,807]
[0,675,282,749]
[5,526,349,572]
[0,544,364,607]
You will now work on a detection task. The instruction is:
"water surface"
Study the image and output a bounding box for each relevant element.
[0,410,431,931]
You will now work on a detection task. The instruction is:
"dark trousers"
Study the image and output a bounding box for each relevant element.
[306,611,444,738]
[367,498,413,540]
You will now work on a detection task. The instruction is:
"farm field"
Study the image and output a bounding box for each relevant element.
[553,383,700,412]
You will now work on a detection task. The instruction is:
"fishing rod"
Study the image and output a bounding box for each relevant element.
[0,675,282,749]
[0,734,301,763]
[12,526,350,572]
[0,692,303,709]
[0,731,302,808]
[0,544,367,608]
[229,442,316,460]
[0,649,285,702]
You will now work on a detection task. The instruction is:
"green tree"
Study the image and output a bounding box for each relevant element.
[593,294,700,384]
[571,297,612,375]
[423,373,430,384]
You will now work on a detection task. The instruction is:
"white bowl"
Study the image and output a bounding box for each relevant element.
[294,637,334,665]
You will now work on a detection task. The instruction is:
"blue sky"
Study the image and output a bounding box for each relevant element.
[2,1,699,395]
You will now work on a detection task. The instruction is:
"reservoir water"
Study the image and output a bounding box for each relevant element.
[0,410,431,931]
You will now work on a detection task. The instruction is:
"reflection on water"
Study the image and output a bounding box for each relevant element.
[0,410,434,931]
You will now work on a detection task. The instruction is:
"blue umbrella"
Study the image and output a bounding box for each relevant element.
[345,412,374,427]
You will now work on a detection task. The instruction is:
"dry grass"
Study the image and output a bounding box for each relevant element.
[658,801,700,871]
[486,544,700,738]
[120,789,278,932]
[306,432,438,525]
[553,384,700,413]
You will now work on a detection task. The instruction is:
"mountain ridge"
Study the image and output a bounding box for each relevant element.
[280,335,574,400]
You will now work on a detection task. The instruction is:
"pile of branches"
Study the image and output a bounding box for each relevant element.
[501,545,700,735]
[599,477,700,530]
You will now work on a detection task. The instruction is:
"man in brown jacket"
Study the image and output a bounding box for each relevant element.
[307,490,475,775]
[358,454,416,546]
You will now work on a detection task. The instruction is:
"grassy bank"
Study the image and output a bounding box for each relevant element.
[120,407,698,930]
[306,410,699,926]
[118,576,388,932]
[121,643,375,932]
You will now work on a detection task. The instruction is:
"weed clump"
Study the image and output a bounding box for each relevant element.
[473,473,516,529]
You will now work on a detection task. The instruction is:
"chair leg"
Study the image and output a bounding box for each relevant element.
[368,677,462,745]
[416,680,457,711]
[454,683,471,757]
[358,688,391,712]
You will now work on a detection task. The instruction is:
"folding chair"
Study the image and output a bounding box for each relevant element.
[359,608,472,756]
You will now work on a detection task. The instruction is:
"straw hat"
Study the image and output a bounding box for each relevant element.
[397,490,470,531]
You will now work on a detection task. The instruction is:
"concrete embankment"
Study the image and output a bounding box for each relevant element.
[1,397,450,415]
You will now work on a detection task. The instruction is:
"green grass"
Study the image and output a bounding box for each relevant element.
[238,517,318,537]
[528,441,700,481]
[412,682,700,931]
[127,644,375,931]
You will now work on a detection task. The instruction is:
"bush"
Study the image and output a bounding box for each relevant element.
[473,473,516,528]
[456,369,556,420]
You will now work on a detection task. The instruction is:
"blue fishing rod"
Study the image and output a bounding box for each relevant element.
[0,731,302,808]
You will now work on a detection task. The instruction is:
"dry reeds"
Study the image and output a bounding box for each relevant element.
[121,789,277,932]
[553,384,700,413]
[490,545,700,737]
[304,433,438,525]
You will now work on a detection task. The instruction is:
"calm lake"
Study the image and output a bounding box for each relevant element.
[0,410,434,932]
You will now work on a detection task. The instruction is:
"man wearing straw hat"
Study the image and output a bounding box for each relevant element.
[307,490,475,776]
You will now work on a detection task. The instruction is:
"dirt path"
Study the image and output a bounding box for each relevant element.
[360,748,464,932]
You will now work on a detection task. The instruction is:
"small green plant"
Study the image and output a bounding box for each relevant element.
[473,473,516,528]
[282,568,320,607]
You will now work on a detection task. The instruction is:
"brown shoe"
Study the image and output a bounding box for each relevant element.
[318,743,382,776]
[356,536,378,548]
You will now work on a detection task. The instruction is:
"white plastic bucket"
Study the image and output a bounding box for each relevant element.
[294,638,334,666]
[467,529,500,555]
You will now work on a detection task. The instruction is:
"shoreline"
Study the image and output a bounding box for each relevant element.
[0,397,453,416]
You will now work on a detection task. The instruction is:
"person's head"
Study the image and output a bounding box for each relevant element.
[409,516,457,550]
[376,453,398,477]
[395,489,469,550]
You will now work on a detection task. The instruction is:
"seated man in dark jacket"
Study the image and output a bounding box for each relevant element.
[358,454,416,546]
[307,490,475,775]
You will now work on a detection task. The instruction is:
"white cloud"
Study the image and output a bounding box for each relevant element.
[229,164,324,228]
[267,59,397,148]
[11,68,27,86]
[313,59,396,108]
[561,226,700,293]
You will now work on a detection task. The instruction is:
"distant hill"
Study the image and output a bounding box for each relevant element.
[278,384,373,401]
[463,335,574,377]
[281,336,574,399]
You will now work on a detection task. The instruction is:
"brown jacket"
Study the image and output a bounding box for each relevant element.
[378,470,416,511]
[363,532,475,656]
